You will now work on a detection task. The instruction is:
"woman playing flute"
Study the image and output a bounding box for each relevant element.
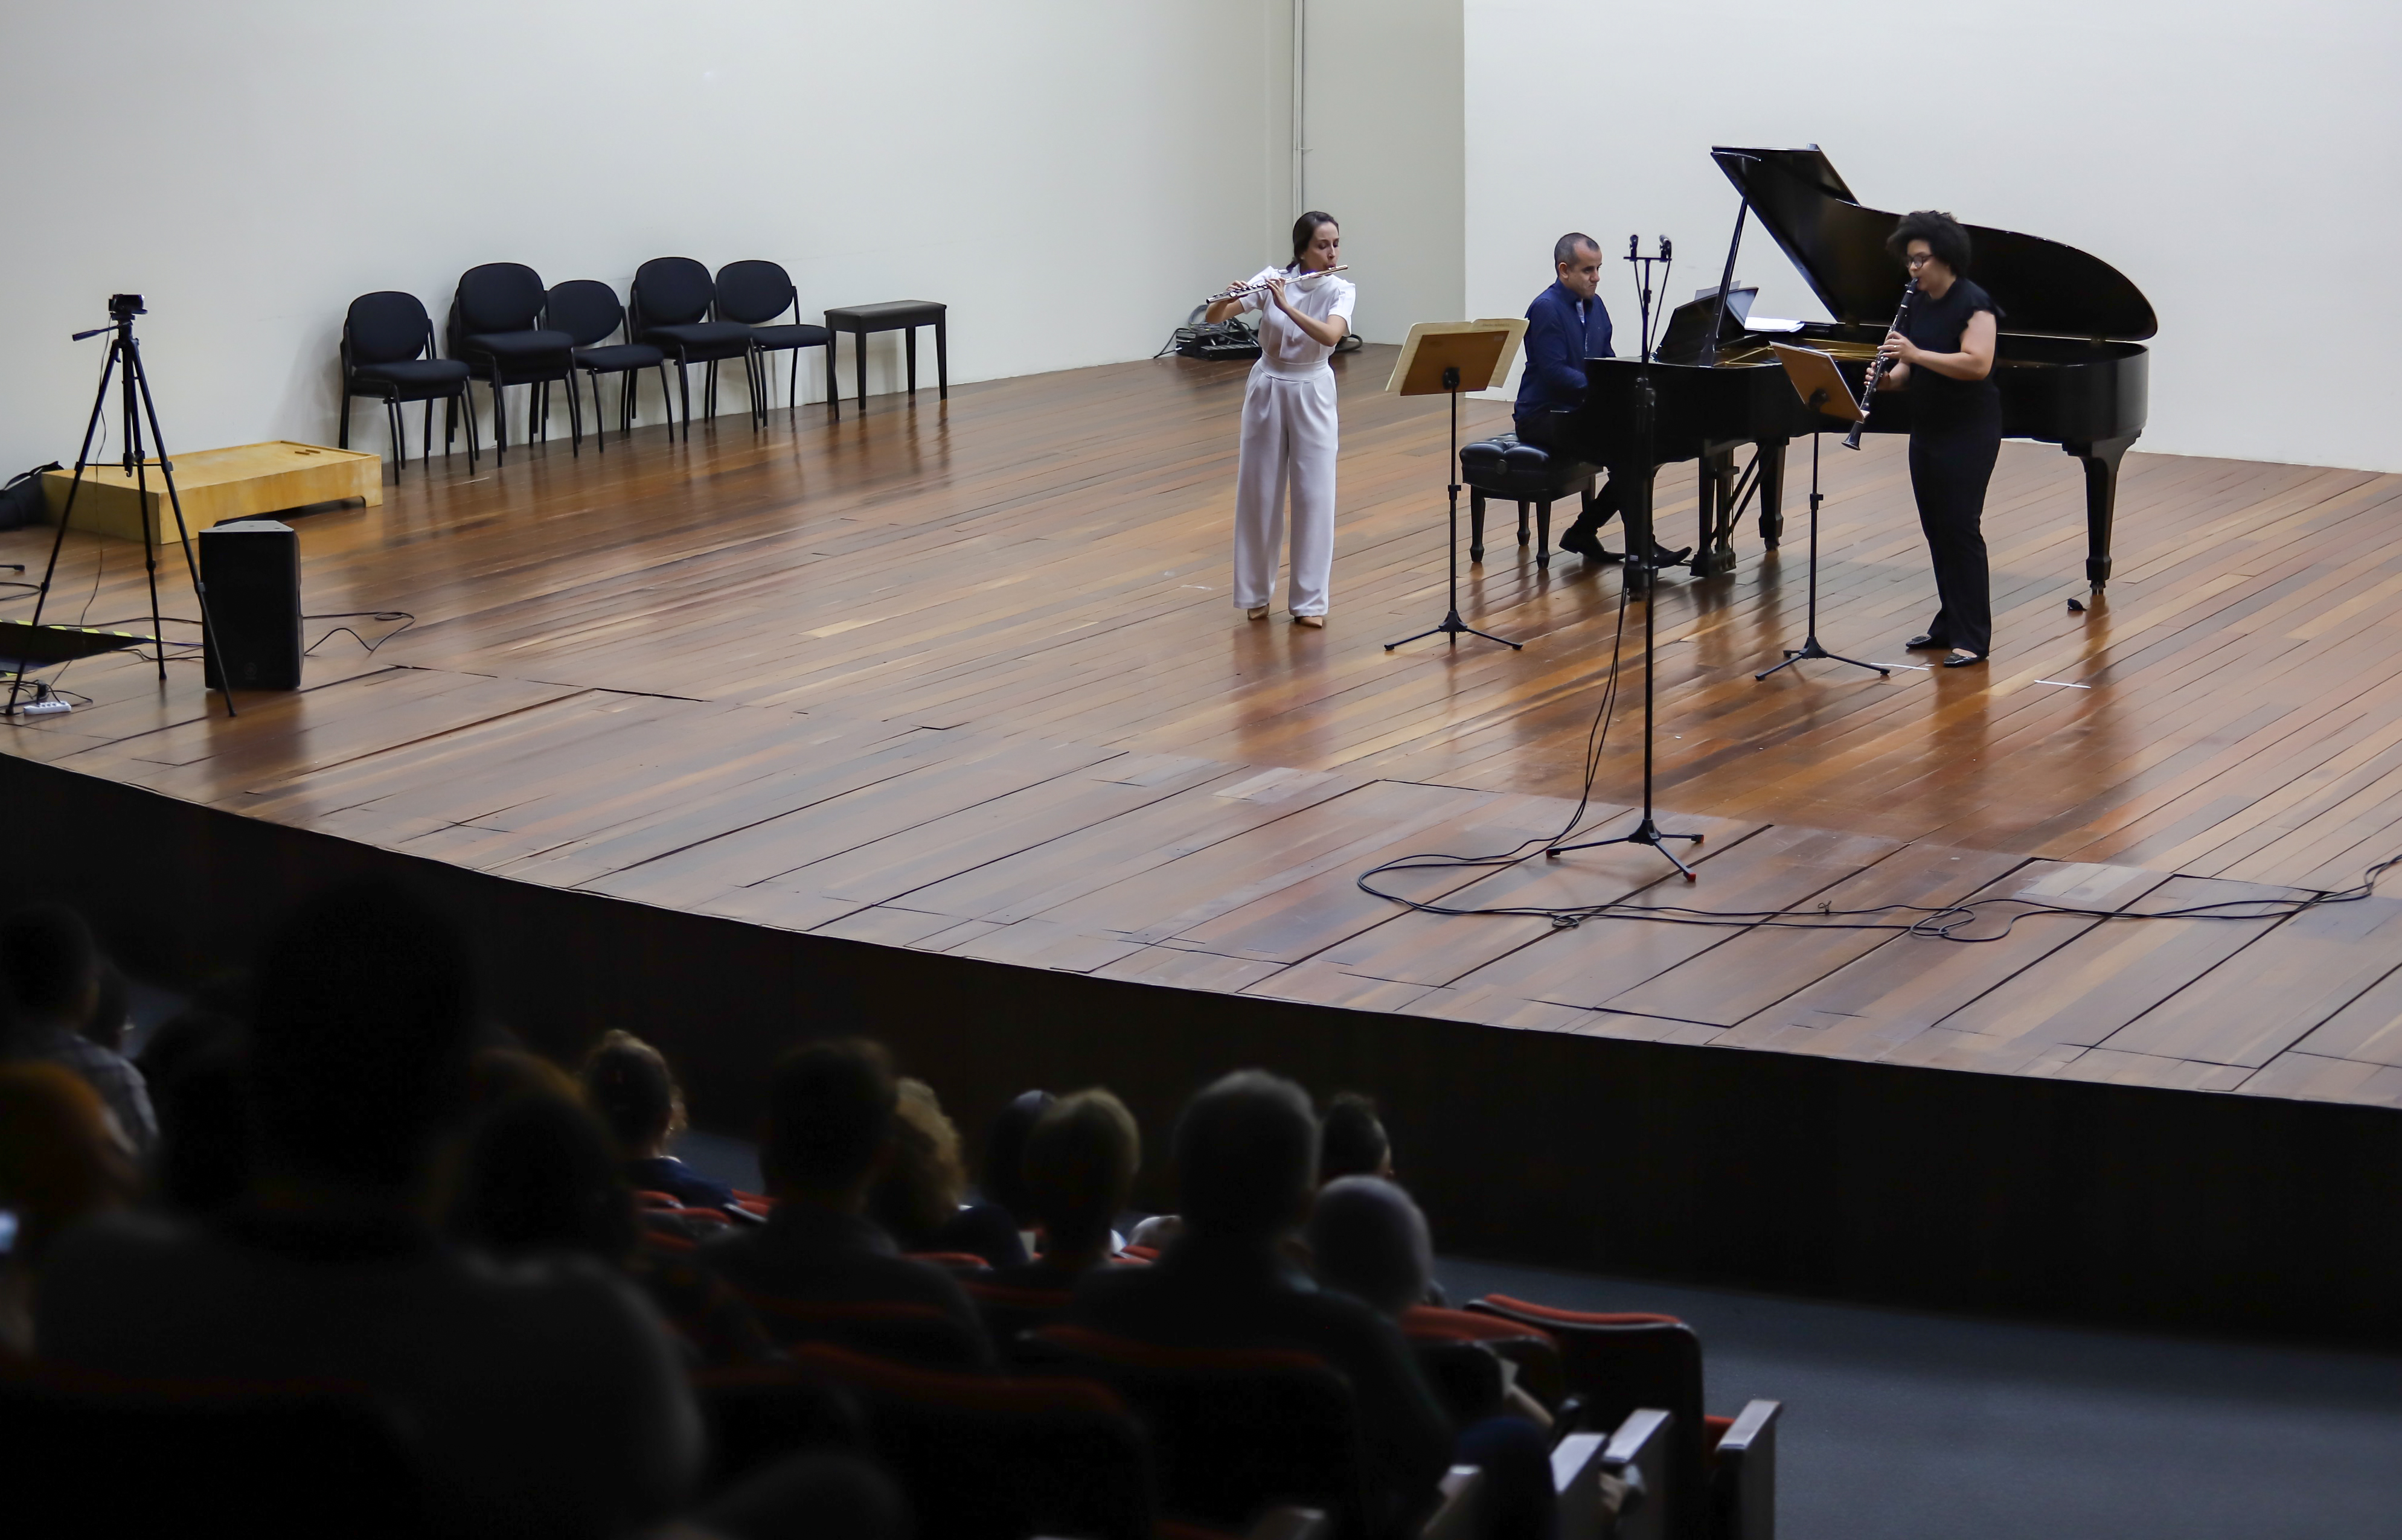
[1206,211,1354,627]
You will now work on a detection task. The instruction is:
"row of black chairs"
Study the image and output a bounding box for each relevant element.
[338,258,837,476]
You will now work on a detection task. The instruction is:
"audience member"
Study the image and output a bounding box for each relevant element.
[1306,1175,1558,1540]
[1074,1070,1454,1530]
[872,1076,1025,1268]
[36,883,702,1540]
[449,1084,777,1369]
[581,1028,749,1215]
[0,904,155,1152]
[976,1087,1055,1231]
[0,1063,135,1356]
[699,1038,991,1362]
[990,1087,1140,1289]
[1320,1091,1395,1183]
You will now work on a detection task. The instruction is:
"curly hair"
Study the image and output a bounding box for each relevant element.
[1886,209,1971,276]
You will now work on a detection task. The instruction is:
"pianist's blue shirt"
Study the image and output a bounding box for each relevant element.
[1514,281,1615,424]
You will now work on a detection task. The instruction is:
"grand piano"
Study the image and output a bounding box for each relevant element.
[1560,146,2153,587]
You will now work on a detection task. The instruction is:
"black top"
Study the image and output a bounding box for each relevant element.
[1899,278,2002,432]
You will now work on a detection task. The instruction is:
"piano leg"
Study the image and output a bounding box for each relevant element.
[1693,450,1741,578]
[2063,433,2138,590]
[1757,439,1787,549]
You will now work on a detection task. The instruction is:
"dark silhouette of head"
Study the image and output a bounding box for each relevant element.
[1023,1087,1141,1259]
[762,1038,897,1204]
[249,884,479,1192]
[450,1087,639,1264]
[580,1029,683,1158]
[1307,1175,1432,1317]
[0,903,101,1037]
[1318,1091,1391,1184]
[1174,1070,1318,1242]
[979,1088,1054,1221]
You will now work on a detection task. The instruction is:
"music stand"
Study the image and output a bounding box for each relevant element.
[1383,319,1528,653]
[1753,344,1889,682]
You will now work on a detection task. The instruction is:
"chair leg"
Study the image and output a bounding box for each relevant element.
[492,375,508,465]
[1517,500,1529,546]
[563,375,580,458]
[1536,499,1553,570]
[705,360,718,423]
[421,399,434,471]
[589,372,607,453]
[826,337,840,420]
[388,400,404,481]
[1470,489,1486,563]
[338,388,352,450]
[906,324,918,398]
[788,344,799,420]
[462,386,480,471]
[677,358,693,441]
[853,331,866,412]
[935,318,947,400]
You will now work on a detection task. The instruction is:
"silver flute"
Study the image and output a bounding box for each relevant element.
[1206,265,1349,304]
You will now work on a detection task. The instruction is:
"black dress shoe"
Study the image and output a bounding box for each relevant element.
[1648,543,1694,569]
[1558,526,1624,563]
[1906,634,1949,650]
[1941,651,1986,668]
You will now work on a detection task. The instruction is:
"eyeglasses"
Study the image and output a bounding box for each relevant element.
[1904,251,1938,267]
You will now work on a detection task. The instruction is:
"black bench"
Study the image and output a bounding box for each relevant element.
[1457,433,1602,570]
[823,301,947,417]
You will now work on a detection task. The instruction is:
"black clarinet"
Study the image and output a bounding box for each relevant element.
[1843,278,1917,450]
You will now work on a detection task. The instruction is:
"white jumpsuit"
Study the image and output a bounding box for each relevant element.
[1229,267,1357,617]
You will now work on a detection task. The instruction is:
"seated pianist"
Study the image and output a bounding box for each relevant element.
[1515,232,1685,566]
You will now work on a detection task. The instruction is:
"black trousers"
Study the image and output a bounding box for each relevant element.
[1513,410,1622,535]
[1907,411,2002,657]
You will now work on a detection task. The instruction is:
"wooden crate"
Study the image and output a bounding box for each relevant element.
[43,441,380,542]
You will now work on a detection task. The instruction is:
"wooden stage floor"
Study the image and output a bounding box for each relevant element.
[10,347,2402,1109]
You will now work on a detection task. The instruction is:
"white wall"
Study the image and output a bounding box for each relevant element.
[0,0,1289,473]
[1298,0,1465,342]
[1465,0,2402,470]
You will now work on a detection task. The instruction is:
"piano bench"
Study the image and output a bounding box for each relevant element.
[1458,434,1600,570]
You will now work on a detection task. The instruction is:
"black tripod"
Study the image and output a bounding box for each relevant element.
[1546,253,1702,880]
[1385,365,1520,653]
[1755,420,1889,682]
[10,295,235,717]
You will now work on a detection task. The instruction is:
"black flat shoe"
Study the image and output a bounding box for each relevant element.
[1906,634,1949,650]
[1941,651,1986,668]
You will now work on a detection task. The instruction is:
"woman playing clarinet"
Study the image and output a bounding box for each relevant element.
[1206,211,1354,627]
[1877,210,2002,667]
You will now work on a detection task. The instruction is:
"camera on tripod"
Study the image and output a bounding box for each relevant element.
[109,293,146,321]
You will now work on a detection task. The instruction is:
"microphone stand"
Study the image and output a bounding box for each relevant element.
[1755,413,1889,682]
[1546,238,1703,881]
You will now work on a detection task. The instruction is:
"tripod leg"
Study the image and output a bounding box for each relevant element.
[129,342,235,715]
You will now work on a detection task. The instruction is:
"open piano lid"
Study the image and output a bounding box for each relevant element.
[1712,147,2157,341]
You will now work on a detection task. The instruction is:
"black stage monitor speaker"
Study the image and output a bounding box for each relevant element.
[200,519,301,689]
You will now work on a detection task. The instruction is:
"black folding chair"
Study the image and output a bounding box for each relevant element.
[545,280,673,452]
[716,260,834,421]
[338,292,477,479]
[448,262,578,464]
[631,257,759,439]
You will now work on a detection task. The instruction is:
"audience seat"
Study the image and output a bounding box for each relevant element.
[789,1342,1156,1540]
[905,1250,994,1274]
[961,1278,1076,1350]
[1398,1305,1567,1410]
[690,1362,868,1491]
[1028,1323,1475,1540]
[0,1360,424,1539]
[735,1292,987,1370]
[1467,1296,1779,1540]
